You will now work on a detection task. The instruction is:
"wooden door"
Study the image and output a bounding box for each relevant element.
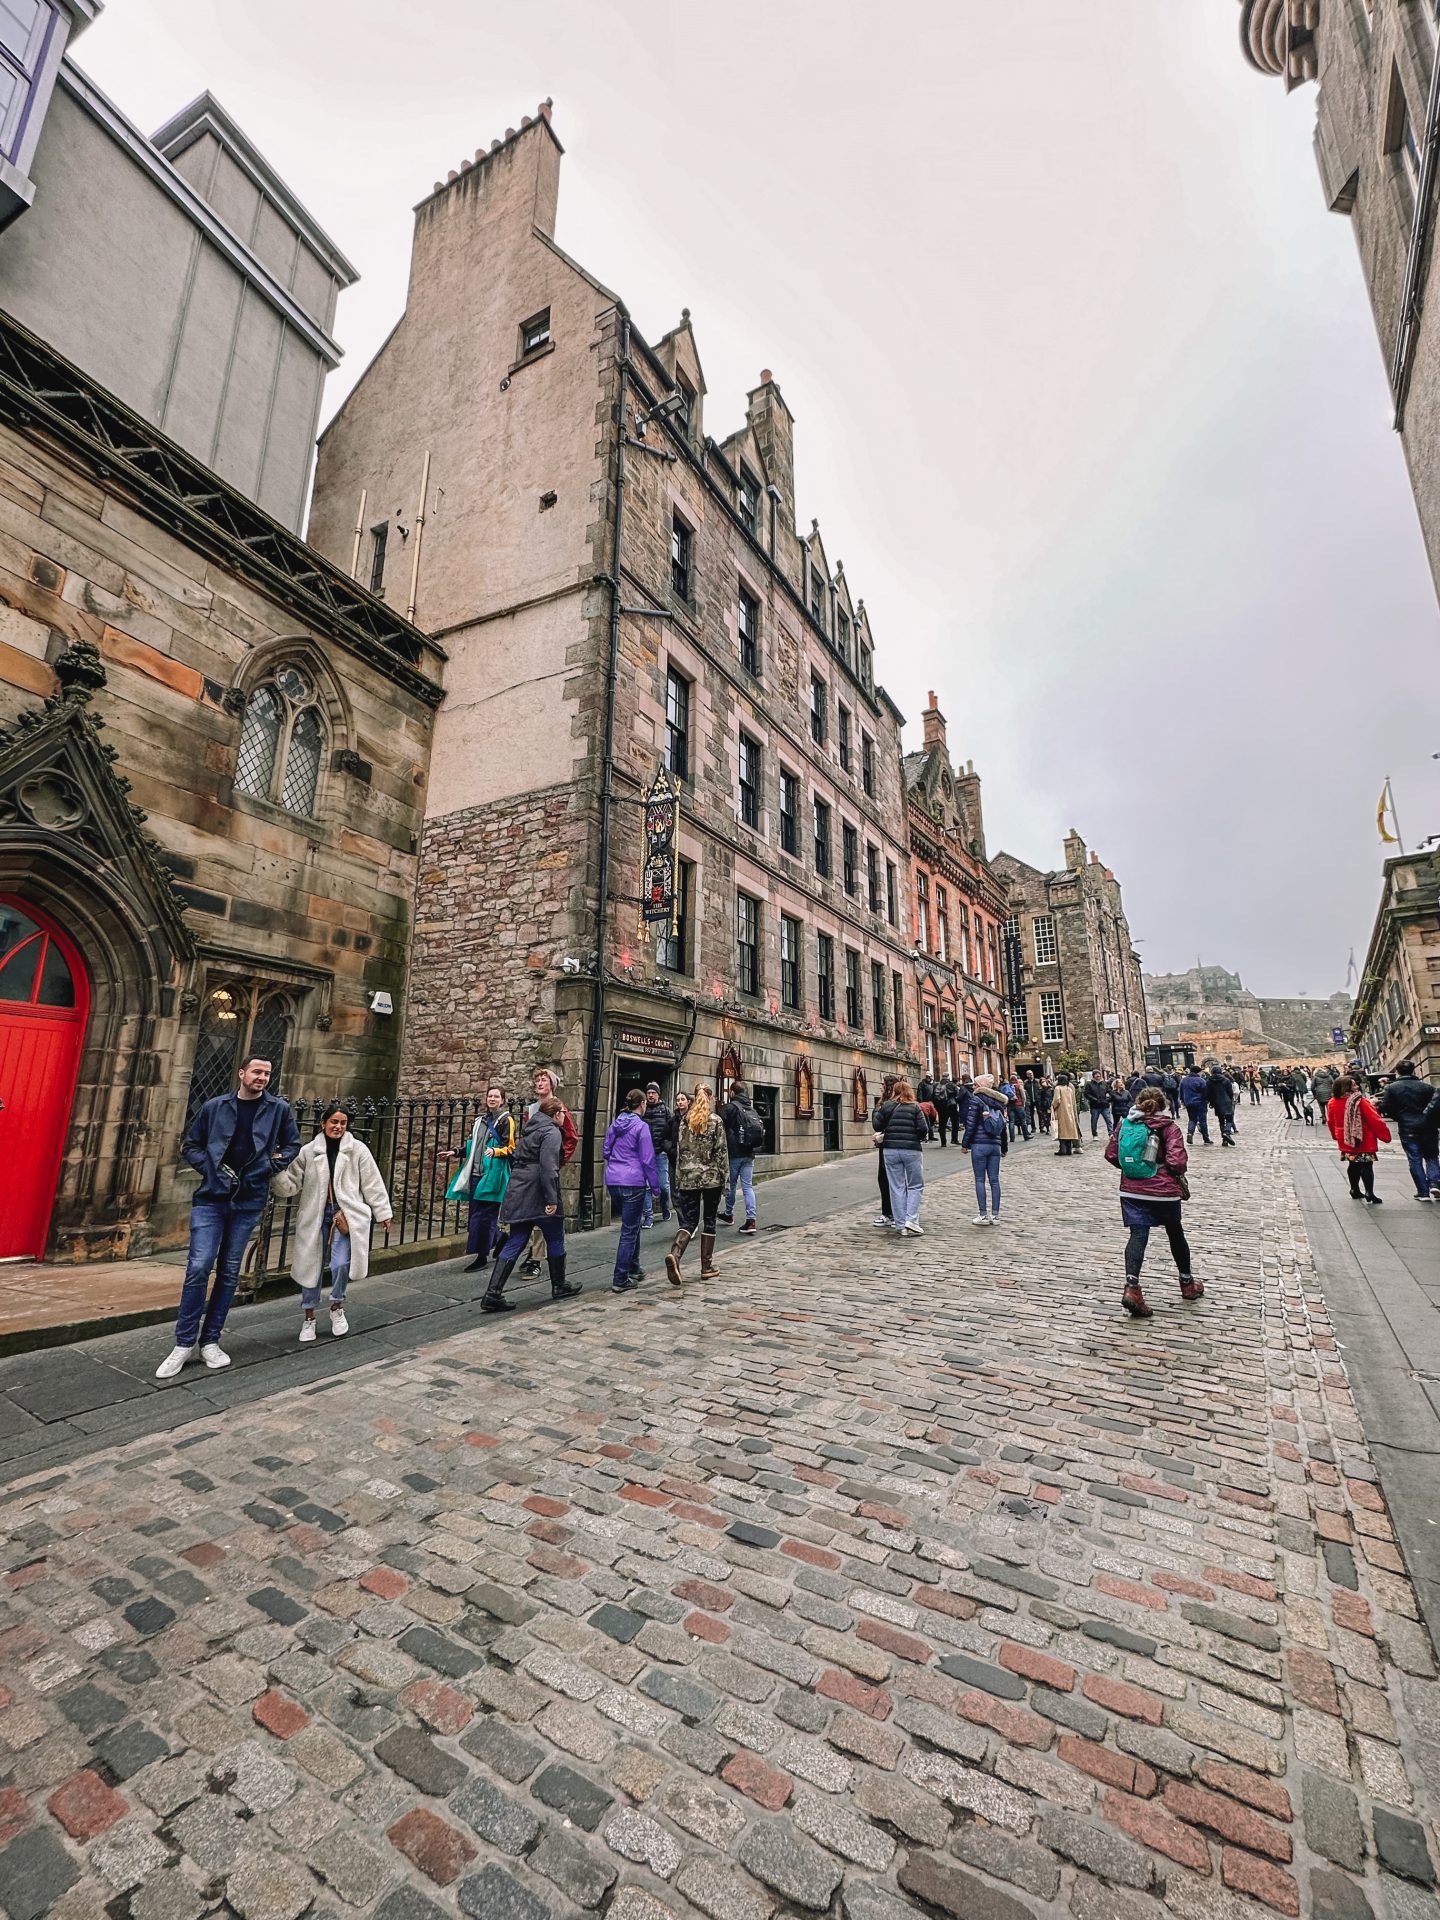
[0,898,89,1259]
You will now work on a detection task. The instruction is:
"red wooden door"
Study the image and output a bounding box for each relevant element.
[0,898,89,1259]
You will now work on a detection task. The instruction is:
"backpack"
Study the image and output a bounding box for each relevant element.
[735,1104,765,1152]
[1116,1115,1161,1179]
[977,1102,1007,1144]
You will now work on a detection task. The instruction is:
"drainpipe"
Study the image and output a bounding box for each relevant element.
[577,317,630,1229]
[406,451,431,623]
[349,487,368,582]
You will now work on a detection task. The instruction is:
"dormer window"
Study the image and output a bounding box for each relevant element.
[673,373,695,440]
[836,608,850,666]
[809,566,827,632]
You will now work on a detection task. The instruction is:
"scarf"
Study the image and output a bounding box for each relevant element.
[1342,1091,1366,1151]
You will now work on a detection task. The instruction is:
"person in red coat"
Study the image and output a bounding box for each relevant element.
[1326,1076,1391,1204]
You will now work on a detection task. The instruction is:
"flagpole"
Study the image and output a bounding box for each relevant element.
[1387,776,1407,855]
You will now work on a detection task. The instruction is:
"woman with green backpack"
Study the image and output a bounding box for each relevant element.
[1103,1086,1204,1318]
[447,1086,516,1273]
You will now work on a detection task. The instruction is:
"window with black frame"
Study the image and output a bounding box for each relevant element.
[234,664,327,817]
[738,583,760,676]
[871,961,887,1037]
[845,949,862,1029]
[658,859,693,974]
[813,797,832,878]
[670,514,692,599]
[736,893,760,996]
[781,914,801,1010]
[817,933,836,1021]
[779,769,800,856]
[664,667,690,780]
[738,732,761,829]
[842,823,858,897]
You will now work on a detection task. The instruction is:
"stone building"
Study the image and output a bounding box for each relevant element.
[307,107,917,1216]
[991,832,1148,1077]
[1144,963,1351,1061]
[1349,851,1440,1081]
[0,35,442,1265]
[1238,2,1440,606]
[0,11,356,531]
[902,693,1011,1082]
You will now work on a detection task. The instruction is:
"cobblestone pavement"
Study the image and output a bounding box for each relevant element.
[2,1103,1437,1920]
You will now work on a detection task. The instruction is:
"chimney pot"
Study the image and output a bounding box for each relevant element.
[927,690,937,708]
[505,127,516,140]
[460,157,472,171]
[490,138,501,150]
[521,114,532,127]
[447,169,458,182]
[760,368,772,384]
[540,97,553,116]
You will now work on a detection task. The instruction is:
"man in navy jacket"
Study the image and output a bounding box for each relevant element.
[156,1057,300,1379]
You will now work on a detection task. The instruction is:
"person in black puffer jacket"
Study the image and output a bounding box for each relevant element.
[874,1080,928,1237]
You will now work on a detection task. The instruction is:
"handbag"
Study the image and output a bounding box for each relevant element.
[444,1125,479,1202]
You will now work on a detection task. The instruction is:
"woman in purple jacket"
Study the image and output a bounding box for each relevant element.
[1104,1087,1204,1318]
[604,1090,662,1294]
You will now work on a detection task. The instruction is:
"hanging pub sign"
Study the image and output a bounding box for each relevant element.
[794,1057,814,1118]
[852,1066,869,1121]
[642,766,682,933]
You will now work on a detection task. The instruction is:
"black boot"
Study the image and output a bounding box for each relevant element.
[481,1254,519,1313]
[548,1253,582,1300]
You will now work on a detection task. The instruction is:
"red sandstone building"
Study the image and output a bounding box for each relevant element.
[903,694,1011,1082]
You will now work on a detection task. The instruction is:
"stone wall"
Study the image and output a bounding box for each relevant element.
[0,388,441,1256]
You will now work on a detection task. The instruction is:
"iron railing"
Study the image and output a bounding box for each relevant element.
[241,1094,500,1291]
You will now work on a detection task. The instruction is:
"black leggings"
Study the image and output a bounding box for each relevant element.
[675,1187,721,1233]
[1125,1220,1191,1281]
[1346,1159,1376,1201]
[878,1149,893,1219]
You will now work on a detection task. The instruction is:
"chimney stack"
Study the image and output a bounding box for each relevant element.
[1064,829,1087,873]
[922,690,947,753]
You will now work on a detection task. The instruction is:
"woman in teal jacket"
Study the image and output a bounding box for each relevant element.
[449,1087,516,1271]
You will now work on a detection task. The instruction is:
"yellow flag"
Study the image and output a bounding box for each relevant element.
[1378,784,1399,845]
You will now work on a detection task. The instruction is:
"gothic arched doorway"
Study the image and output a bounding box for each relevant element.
[0,896,90,1258]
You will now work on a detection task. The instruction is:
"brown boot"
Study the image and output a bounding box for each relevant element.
[699,1234,720,1279]
[665,1230,692,1288]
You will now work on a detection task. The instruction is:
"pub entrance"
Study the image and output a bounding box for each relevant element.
[609,1024,680,1120]
[614,1056,673,1111]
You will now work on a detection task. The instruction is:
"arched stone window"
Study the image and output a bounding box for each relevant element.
[234,664,327,816]
[186,979,297,1124]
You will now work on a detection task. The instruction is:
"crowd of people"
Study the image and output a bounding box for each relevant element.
[155,1042,1436,1374]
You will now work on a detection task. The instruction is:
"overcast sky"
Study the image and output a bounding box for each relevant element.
[79,0,1440,997]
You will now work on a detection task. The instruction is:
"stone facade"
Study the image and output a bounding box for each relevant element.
[992,831,1148,1076]
[1239,2,1440,607]
[1144,963,1352,1061]
[1349,850,1440,1081]
[0,313,442,1260]
[307,108,917,1212]
[902,693,1011,1081]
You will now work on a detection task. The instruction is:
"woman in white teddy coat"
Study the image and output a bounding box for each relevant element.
[270,1103,392,1342]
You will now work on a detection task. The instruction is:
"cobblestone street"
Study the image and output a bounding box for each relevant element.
[1,1102,1437,1920]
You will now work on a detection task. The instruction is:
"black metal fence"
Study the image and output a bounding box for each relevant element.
[242,1095,499,1291]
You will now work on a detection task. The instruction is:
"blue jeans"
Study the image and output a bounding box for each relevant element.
[726,1156,756,1222]
[1089,1107,1111,1136]
[498,1215,565,1261]
[301,1202,351,1310]
[972,1142,1002,1216]
[175,1198,266,1348]
[642,1151,671,1226]
[608,1184,648,1282]
[883,1148,924,1229]
[1183,1104,1210,1144]
[1402,1137,1440,1196]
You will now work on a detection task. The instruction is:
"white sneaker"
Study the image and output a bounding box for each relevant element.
[155,1345,195,1380]
[908,1224,925,1237]
[199,1343,231,1370]
[299,1320,316,1344]
[973,1214,988,1226]
[873,1215,891,1228]
[330,1309,349,1337]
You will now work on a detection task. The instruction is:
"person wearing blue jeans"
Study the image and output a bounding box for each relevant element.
[724,1155,756,1228]
[874,1081,928,1235]
[157,1057,300,1379]
[602,1090,662,1291]
[1399,1135,1440,1200]
[962,1077,1009,1224]
[640,1084,673,1227]
[1183,1104,1210,1145]
[719,1083,764,1231]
